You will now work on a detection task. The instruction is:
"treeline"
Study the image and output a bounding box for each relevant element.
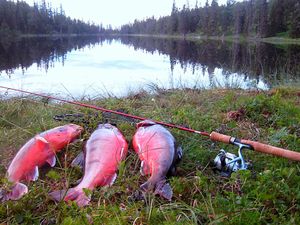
[117,36,300,85]
[0,0,107,37]
[119,0,300,38]
[0,36,106,74]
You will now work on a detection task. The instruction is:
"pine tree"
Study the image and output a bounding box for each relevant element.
[289,2,300,38]
[269,0,285,36]
[209,0,220,35]
[168,0,178,34]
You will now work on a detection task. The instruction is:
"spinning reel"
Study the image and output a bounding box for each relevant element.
[213,139,252,177]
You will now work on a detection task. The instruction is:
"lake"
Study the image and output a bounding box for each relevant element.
[0,36,299,99]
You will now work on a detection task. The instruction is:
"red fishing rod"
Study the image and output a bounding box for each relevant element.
[1,85,300,164]
[0,85,209,136]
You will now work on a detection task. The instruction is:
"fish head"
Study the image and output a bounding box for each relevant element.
[97,123,115,129]
[136,120,156,128]
[44,124,83,150]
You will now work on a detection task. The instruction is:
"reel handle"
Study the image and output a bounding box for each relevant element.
[210,132,300,162]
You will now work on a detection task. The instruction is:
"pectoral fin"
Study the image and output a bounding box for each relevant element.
[140,161,151,176]
[25,166,39,181]
[106,173,117,186]
[46,156,56,167]
[71,152,85,169]
[35,135,50,148]
[176,146,183,162]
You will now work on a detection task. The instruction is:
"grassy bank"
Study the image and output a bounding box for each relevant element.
[0,87,300,224]
[118,33,300,45]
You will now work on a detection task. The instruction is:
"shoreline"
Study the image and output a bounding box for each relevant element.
[1,32,299,45]
[114,33,300,45]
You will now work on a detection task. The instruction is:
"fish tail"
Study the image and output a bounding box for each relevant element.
[154,180,173,201]
[65,188,91,207]
[71,151,85,169]
[49,188,91,207]
[140,180,155,192]
[1,182,28,202]
[49,189,68,202]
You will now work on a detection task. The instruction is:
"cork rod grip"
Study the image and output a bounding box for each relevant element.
[210,132,231,144]
[210,132,300,161]
[241,139,300,161]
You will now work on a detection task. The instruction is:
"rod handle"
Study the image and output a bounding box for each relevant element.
[210,132,231,144]
[210,132,300,161]
[240,139,300,161]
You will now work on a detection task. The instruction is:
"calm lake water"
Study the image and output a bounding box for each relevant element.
[0,36,299,99]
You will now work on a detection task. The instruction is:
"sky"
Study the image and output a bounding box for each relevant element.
[24,0,229,28]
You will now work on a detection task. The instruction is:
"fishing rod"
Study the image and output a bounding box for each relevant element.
[1,85,300,175]
[0,86,210,136]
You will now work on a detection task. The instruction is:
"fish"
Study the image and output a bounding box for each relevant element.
[0,124,83,202]
[132,120,182,200]
[49,123,128,207]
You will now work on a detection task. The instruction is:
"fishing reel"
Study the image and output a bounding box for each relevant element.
[213,141,252,177]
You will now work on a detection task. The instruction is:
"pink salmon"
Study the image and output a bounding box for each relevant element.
[0,124,83,202]
[49,123,128,207]
[132,120,182,200]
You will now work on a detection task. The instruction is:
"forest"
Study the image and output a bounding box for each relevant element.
[0,0,107,37]
[1,0,299,39]
[119,0,300,38]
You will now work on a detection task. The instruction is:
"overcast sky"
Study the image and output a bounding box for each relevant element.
[24,0,229,27]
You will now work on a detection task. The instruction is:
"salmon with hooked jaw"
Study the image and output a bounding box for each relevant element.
[0,124,83,202]
[132,120,182,200]
[49,123,128,207]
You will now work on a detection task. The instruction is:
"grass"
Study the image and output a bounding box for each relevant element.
[0,87,300,224]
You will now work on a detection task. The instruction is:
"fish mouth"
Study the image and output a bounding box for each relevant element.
[136,120,156,128]
[97,123,115,129]
[69,124,84,134]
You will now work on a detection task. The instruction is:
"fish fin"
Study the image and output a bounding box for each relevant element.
[167,165,177,176]
[49,188,91,207]
[46,155,56,167]
[106,173,117,186]
[71,152,85,170]
[176,146,183,163]
[154,180,173,201]
[2,182,28,201]
[140,180,155,192]
[167,145,183,176]
[74,178,83,185]
[140,161,151,176]
[64,188,91,207]
[25,166,39,181]
[34,136,53,168]
[35,135,49,144]
[49,189,68,202]
[34,136,51,151]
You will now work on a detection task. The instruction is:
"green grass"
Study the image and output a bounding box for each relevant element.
[0,87,300,224]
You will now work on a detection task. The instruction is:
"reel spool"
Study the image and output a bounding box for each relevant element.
[213,141,252,177]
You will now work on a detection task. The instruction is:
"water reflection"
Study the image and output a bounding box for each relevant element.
[0,36,104,76]
[118,36,300,85]
[0,36,299,98]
